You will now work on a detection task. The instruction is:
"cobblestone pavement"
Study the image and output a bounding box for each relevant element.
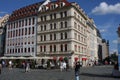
[0,65,120,80]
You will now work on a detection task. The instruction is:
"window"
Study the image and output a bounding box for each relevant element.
[50,24,52,30]
[74,12,77,17]
[28,47,30,52]
[19,21,21,27]
[40,46,42,52]
[74,22,77,29]
[75,45,77,51]
[64,11,67,17]
[32,48,34,52]
[41,35,43,41]
[78,35,80,41]
[44,15,46,21]
[21,48,23,53]
[29,27,31,34]
[50,34,52,40]
[25,28,27,35]
[22,20,24,27]
[60,22,63,28]
[32,17,35,25]
[22,28,24,35]
[16,22,18,28]
[41,16,43,21]
[60,44,63,51]
[25,19,27,26]
[41,25,43,31]
[32,27,34,34]
[18,48,20,53]
[65,32,67,39]
[19,29,20,36]
[65,21,67,28]
[60,12,63,18]
[54,45,56,52]
[78,46,80,52]
[44,25,46,30]
[44,35,46,41]
[61,33,63,39]
[74,33,77,40]
[29,18,31,25]
[24,48,27,53]
[54,34,56,40]
[54,13,56,19]
[65,44,67,51]
[44,46,46,52]
[60,2,65,7]
[50,45,52,52]
[50,14,52,20]
[54,23,56,29]
[78,25,80,31]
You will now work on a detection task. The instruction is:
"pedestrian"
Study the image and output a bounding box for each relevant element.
[74,61,80,80]
[0,63,2,74]
[8,60,13,70]
[63,61,67,71]
[25,62,30,72]
[60,61,63,71]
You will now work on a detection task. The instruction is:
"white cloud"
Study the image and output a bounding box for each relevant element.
[0,11,7,14]
[112,40,118,44]
[91,2,120,15]
[99,29,106,33]
[110,49,118,54]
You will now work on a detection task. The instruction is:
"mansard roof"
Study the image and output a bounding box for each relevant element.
[8,2,44,22]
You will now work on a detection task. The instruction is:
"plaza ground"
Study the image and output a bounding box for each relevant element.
[0,65,120,80]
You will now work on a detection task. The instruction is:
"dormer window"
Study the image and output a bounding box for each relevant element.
[41,5,47,12]
[50,4,55,10]
[59,2,65,7]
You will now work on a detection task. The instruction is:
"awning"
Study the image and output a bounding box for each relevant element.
[82,58,87,61]
[53,57,57,60]
[74,57,78,61]
[59,56,63,61]
[0,56,52,59]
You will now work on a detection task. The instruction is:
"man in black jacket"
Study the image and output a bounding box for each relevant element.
[75,61,80,80]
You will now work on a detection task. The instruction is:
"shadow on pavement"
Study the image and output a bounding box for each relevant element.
[80,72,120,79]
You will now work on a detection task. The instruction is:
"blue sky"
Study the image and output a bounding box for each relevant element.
[0,0,120,54]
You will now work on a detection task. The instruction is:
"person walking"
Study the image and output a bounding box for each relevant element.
[74,61,80,80]
[25,62,30,72]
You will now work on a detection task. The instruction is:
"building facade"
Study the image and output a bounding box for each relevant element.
[0,14,9,57]
[3,0,102,67]
[5,2,43,57]
[101,39,109,60]
[37,0,98,67]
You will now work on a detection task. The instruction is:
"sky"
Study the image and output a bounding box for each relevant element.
[0,0,120,54]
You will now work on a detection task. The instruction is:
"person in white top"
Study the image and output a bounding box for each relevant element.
[60,61,63,71]
[63,61,67,71]
[8,60,12,70]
